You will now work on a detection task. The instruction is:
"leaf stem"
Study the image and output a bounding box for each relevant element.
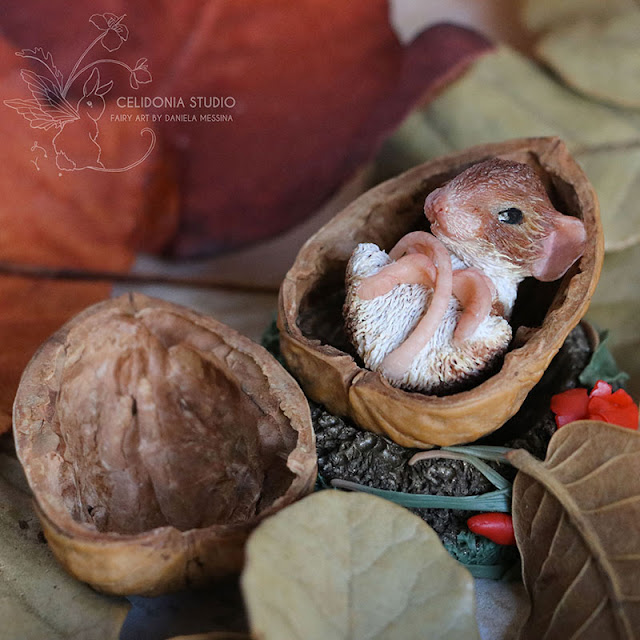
[442,445,515,464]
[70,58,134,88]
[331,478,512,512]
[409,449,511,489]
[0,261,279,295]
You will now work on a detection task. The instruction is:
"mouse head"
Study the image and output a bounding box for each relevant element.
[424,158,586,281]
[77,68,112,122]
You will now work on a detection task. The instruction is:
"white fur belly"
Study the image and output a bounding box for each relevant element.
[344,243,512,393]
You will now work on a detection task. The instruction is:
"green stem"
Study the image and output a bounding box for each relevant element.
[443,445,515,464]
[410,449,512,490]
[331,479,512,512]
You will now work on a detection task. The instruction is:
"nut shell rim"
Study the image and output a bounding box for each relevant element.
[278,137,604,448]
[13,293,317,595]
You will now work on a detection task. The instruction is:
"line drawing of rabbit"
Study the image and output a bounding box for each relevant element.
[52,68,112,171]
[4,13,155,173]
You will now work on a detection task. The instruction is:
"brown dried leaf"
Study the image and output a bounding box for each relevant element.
[241,491,480,640]
[508,421,640,640]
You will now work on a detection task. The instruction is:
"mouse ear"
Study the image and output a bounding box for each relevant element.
[532,213,586,282]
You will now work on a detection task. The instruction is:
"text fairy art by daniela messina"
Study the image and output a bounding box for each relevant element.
[4,13,155,173]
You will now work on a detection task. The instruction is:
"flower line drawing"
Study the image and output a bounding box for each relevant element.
[4,13,155,173]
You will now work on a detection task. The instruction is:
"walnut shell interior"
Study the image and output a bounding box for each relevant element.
[278,137,604,448]
[13,293,316,595]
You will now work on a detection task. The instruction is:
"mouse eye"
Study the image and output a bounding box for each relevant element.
[497,207,524,225]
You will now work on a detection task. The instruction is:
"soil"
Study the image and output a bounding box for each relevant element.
[312,325,591,543]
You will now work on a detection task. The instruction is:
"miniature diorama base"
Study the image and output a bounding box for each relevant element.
[263,320,595,578]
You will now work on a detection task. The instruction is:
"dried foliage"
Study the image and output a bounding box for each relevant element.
[0,38,178,434]
[0,452,130,640]
[525,0,640,108]
[241,491,480,640]
[535,12,640,109]
[509,421,640,639]
[1,3,492,257]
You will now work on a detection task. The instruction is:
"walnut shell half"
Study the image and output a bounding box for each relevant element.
[13,293,316,596]
[278,137,603,448]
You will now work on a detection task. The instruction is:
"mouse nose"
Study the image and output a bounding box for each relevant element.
[424,188,447,224]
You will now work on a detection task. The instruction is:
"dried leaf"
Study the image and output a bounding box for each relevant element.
[536,11,640,109]
[508,421,640,639]
[0,3,492,256]
[579,330,629,389]
[522,0,637,33]
[167,635,250,640]
[373,46,640,251]
[0,36,178,433]
[0,452,129,640]
[584,243,640,401]
[241,491,480,640]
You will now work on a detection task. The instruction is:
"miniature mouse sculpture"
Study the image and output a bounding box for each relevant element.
[344,158,586,394]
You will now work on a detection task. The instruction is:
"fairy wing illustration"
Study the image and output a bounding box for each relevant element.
[4,62,78,130]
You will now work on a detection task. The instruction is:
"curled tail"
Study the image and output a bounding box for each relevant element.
[89,127,156,173]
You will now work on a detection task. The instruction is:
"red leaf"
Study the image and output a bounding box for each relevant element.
[551,381,639,431]
[1,3,492,256]
[550,387,589,428]
[0,37,178,433]
[588,390,639,430]
[589,379,612,398]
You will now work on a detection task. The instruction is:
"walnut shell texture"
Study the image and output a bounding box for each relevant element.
[13,293,316,596]
[278,137,603,448]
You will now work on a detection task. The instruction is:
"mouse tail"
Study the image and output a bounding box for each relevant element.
[86,128,156,173]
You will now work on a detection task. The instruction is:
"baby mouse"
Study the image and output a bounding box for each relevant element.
[343,158,586,394]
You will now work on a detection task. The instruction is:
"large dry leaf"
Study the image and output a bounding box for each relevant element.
[508,421,640,640]
[374,46,640,251]
[168,635,250,640]
[535,11,640,109]
[522,0,637,33]
[0,35,178,433]
[583,242,640,401]
[0,2,492,257]
[241,491,480,640]
[0,452,129,640]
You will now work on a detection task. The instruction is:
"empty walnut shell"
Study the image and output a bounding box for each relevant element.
[278,137,603,448]
[13,293,316,596]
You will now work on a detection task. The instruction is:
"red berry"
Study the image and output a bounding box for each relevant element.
[467,513,516,546]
